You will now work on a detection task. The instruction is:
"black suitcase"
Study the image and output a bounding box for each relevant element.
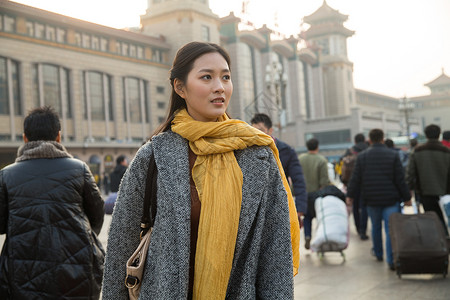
[389,211,449,278]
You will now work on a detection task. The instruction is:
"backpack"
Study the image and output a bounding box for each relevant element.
[341,150,357,185]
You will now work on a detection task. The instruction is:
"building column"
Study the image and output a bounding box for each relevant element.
[84,72,93,141]
[139,79,146,141]
[103,73,110,141]
[59,66,68,142]
[6,59,16,140]
[123,78,131,142]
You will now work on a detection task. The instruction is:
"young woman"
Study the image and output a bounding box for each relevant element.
[102,42,299,299]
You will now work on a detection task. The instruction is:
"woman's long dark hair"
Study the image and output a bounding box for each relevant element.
[152,42,231,136]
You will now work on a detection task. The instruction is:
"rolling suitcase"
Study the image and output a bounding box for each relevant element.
[389,211,448,278]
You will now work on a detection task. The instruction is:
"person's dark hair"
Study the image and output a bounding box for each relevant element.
[384,138,394,148]
[424,124,441,139]
[354,133,365,144]
[442,130,450,141]
[409,138,418,148]
[306,138,319,151]
[369,128,384,143]
[153,42,231,136]
[23,106,61,141]
[250,113,272,129]
[116,155,126,165]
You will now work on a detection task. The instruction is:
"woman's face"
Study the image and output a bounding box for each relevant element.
[175,52,232,122]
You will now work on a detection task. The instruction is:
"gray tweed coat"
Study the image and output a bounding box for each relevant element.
[102,131,294,299]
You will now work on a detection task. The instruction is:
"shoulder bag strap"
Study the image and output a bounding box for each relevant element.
[140,153,157,238]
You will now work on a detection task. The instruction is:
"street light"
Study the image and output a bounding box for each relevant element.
[265,60,288,137]
[398,96,414,141]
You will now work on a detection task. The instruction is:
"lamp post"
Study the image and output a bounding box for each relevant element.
[398,96,414,141]
[265,60,287,138]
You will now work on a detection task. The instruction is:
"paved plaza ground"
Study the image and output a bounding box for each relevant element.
[98,212,450,300]
[1,211,449,299]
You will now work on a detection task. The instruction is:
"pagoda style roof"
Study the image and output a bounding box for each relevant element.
[303,1,348,24]
[424,69,450,87]
[303,24,354,39]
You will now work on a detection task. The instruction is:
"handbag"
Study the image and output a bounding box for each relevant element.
[125,153,157,300]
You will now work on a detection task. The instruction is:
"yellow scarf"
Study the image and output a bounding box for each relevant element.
[172,109,299,299]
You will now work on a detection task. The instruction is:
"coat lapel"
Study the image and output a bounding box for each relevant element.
[234,147,271,252]
[151,132,191,291]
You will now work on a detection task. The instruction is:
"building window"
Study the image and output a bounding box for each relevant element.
[137,46,144,59]
[46,25,56,41]
[0,57,21,115]
[56,28,66,43]
[75,32,82,46]
[35,22,45,38]
[306,129,351,145]
[157,101,165,109]
[82,33,91,48]
[129,45,137,57]
[152,49,161,62]
[201,25,210,42]
[26,21,34,36]
[156,86,165,94]
[33,63,71,118]
[100,38,108,52]
[317,38,329,55]
[92,36,100,50]
[123,77,149,123]
[3,15,15,32]
[84,71,113,121]
[121,43,129,56]
[115,42,121,54]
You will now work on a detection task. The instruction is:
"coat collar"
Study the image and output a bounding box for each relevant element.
[16,141,72,162]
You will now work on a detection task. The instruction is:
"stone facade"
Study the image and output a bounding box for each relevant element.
[1,0,449,178]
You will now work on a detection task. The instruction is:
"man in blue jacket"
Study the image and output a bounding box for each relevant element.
[346,129,411,271]
[251,113,307,226]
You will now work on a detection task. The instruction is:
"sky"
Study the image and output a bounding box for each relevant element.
[11,0,450,98]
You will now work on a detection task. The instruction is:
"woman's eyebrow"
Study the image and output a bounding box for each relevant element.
[198,68,230,73]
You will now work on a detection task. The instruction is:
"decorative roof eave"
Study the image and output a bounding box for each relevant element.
[271,40,294,58]
[220,11,241,24]
[238,30,267,49]
[303,1,348,25]
[298,48,317,65]
[304,25,354,39]
[1,0,171,49]
[424,70,450,87]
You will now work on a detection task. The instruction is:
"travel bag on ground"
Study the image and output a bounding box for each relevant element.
[389,211,448,278]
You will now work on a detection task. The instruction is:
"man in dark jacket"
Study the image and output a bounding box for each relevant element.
[105,155,129,214]
[406,124,450,236]
[109,155,128,193]
[346,129,411,271]
[0,106,105,299]
[251,113,307,226]
[341,133,369,240]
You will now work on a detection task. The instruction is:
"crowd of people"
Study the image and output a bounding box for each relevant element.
[1,40,449,299]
